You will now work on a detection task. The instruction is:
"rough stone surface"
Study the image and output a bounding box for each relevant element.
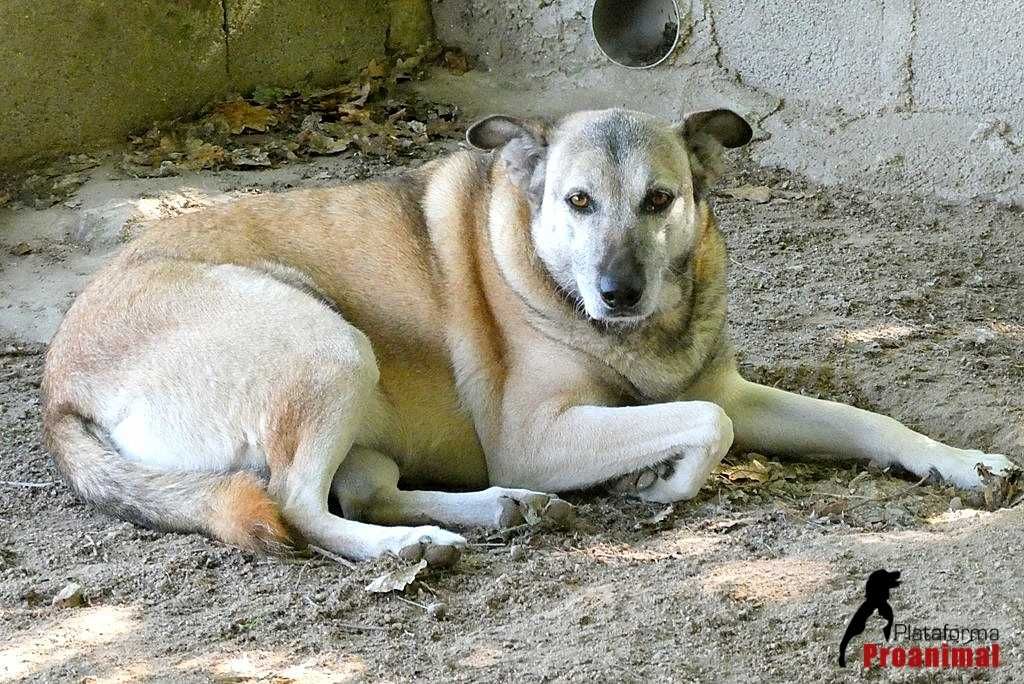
[709,0,889,114]
[912,1,1024,113]
[0,0,406,166]
[388,0,436,53]
[429,0,1024,204]
[226,0,390,93]
[0,0,228,164]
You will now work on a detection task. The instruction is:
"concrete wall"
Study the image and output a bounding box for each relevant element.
[430,0,1024,204]
[0,1,432,166]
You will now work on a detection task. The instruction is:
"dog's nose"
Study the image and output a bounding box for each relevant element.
[598,271,644,311]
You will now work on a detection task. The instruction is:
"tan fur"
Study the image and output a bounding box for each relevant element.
[209,472,292,552]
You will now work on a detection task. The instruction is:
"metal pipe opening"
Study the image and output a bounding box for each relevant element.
[592,0,681,69]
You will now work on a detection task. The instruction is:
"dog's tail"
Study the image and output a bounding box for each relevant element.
[45,412,292,553]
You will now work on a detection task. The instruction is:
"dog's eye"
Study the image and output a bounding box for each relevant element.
[567,192,592,211]
[643,190,674,213]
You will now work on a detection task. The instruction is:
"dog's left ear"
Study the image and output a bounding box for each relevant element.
[675,109,753,200]
[466,115,549,209]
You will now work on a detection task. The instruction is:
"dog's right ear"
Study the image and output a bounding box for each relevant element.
[466,115,549,210]
[676,109,753,201]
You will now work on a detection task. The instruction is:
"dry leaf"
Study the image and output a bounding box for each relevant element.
[298,131,352,155]
[521,505,542,525]
[637,505,674,529]
[337,105,375,126]
[213,99,277,134]
[718,457,780,484]
[978,465,1023,511]
[443,49,471,75]
[363,59,388,79]
[720,185,771,203]
[365,559,427,594]
[122,54,463,174]
[183,139,226,170]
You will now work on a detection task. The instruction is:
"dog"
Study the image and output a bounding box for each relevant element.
[838,569,902,666]
[41,107,1014,565]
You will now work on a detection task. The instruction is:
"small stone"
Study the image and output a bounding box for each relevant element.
[509,545,527,562]
[949,496,963,512]
[973,328,996,347]
[862,341,882,355]
[889,289,923,303]
[426,602,447,620]
[11,242,33,256]
[51,582,83,608]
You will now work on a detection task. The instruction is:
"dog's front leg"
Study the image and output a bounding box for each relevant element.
[490,395,733,501]
[705,369,1015,488]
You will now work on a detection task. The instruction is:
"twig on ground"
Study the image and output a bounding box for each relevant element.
[729,256,772,277]
[0,480,57,488]
[308,544,357,569]
[820,473,931,512]
[394,594,427,610]
[335,622,387,632]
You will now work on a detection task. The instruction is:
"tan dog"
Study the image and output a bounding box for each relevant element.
[41,108,1013,565]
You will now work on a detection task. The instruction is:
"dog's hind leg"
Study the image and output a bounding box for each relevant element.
[702,368,1015,489]
[332,448,575,529]
[274,426,466,566]
[267,336,465,566]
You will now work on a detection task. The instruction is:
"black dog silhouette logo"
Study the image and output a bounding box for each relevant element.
[838,569,902,667]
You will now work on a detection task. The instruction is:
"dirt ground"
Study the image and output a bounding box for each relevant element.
[2,131,1023,683]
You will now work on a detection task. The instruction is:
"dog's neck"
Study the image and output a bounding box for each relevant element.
[482,164,731,403]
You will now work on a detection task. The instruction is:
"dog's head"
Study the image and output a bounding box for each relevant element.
[467,108,751,324]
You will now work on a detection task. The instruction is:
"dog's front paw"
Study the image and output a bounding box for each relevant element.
[611,409,734,503]
[959,450,1017,488]
[395,526,466,568]
[911,448,1017,489]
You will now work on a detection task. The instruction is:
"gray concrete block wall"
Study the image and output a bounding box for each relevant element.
[913,2,1024,112]
[710,0,891,113]
[430,0,1024,204]
[0,0,416,166]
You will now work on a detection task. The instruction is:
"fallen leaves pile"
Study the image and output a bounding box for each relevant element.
[124,46,467,177]
[0,45,471,209]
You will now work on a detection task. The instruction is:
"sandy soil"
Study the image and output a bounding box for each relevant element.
[1,142,1022,682]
